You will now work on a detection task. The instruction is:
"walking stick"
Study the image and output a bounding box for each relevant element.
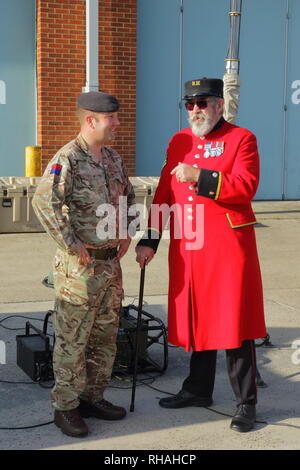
[130,262,146,412]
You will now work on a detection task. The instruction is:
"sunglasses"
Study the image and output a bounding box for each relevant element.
[184,99,212,111]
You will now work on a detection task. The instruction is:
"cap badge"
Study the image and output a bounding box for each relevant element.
[192,80,201,86]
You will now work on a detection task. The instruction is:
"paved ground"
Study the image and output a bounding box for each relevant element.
[0,201,299,451]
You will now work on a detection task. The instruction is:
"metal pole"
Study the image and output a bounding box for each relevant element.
[225,0,242,75]
[223,0,242,123]
[281,0,290,200]
[83,0,99,92]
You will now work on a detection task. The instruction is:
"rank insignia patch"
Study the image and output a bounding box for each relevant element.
[203,141,224,158]
[50,163,62,175]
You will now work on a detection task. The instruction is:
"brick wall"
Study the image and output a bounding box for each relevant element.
[37,0,137,174]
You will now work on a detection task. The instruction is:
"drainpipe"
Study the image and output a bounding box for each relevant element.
[223,0,242,123]
[83,0,99,92]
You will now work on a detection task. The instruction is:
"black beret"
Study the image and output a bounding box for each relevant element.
[184,78,224,99]
[77,91,120,112]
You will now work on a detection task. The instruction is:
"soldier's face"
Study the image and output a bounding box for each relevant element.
[92,112,120,143]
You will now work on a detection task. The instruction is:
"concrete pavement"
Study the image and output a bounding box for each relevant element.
[0,201,299,450]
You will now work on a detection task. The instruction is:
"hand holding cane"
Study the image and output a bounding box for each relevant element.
[130,260,146,412]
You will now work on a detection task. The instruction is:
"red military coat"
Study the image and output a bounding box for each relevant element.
[144,119,266,351]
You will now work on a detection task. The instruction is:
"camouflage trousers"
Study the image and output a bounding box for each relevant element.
[51,248,123,411]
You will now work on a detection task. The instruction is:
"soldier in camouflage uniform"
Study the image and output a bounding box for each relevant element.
[32,91,135,438]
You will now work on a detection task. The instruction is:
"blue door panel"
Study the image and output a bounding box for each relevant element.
[238,0,286,199]
[136,0,181,176]
[137,0,299,200]
[181,0,228,129]
[285,0,300,199]
[0,0,36,176]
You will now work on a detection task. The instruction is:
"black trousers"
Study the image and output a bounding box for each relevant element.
[182,340,257,405]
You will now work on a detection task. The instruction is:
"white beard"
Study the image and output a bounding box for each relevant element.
[188,113,215,137]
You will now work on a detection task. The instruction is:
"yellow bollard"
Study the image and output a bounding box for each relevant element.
[25,146,42,177]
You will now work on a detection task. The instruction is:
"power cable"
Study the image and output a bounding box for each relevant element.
[0,314,53,334]
[110,372,300,430]
[1,314,299,432]
[0,421,54,431]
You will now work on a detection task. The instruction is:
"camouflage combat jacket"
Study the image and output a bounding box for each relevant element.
[32,134,135,252]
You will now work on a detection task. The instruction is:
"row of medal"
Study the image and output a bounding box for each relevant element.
[202,141,224,158]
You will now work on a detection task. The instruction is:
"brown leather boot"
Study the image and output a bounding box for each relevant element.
[54,408,88,437]
[79,399,126,420]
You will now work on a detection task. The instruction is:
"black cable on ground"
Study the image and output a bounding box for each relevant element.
[1,369,300,431]
[1,314,299,432]
[0,379,40,385]
[110,371,300,430]
[0,421,54,431]
[0,314,53,333]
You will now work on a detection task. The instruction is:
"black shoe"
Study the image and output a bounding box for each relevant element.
[54,409,88,438]
[230,404,256,433]
[79,399,126,420]
[159,390,213,409]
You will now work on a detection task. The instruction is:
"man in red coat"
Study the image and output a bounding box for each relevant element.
[136,78,267,432]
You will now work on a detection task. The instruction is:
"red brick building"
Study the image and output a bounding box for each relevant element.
[37,0,137,174]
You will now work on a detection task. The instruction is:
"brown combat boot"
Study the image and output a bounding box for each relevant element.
[54,408,88,437]
[79,399,126,420]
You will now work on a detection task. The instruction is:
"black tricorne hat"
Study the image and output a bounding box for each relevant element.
[77,91,120,112]
[184,78,224,100]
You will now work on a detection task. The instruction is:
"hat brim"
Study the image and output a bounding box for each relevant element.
[183,93,223,100]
